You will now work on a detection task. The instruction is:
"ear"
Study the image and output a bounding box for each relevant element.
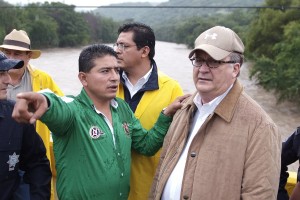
[141,46,150,58]
[78,72,88,86]
[232,63,241,78]
[27,51,33,59]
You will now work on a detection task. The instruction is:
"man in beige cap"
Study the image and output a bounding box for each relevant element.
[0,29,63,200]
[150,26,281,199]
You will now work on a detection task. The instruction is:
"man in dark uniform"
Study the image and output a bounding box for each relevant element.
[0,52,51,199]
[278,127,300,200]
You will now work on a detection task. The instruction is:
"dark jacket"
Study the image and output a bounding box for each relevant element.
[0,100,51,200]
[278,127,300,200]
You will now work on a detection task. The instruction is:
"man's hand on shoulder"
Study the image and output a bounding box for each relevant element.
[163,94,191,117]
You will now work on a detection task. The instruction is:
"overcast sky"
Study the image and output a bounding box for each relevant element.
[8,0,166,7]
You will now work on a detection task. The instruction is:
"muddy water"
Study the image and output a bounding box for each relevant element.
[31,41,300,170]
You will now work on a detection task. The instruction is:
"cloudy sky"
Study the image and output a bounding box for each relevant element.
[8,0,166,7]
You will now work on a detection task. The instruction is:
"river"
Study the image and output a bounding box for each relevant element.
[31,41,300,170]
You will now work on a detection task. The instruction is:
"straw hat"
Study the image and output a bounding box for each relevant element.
[0,29,41,59]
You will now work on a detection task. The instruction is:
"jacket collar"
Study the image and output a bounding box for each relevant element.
[181,80,243,122]
[214,80,243,122]
[27,64,37,76]
[76,88,118,111]
[120,60,159,92]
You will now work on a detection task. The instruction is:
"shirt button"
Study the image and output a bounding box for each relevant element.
[118,153,120,156]
[120,193,122,196]
[191,152,196,157]
[121,173,123,177]
[183,195,189,199]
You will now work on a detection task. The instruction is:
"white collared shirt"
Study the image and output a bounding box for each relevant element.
[162,85,233,200]
[94,99,118,148]
[122,66,153,98]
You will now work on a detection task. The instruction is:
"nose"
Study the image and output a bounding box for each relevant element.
[114,46,122,54]
[197,63,210,72]
[111,69,120,81]
[3,72,12,84]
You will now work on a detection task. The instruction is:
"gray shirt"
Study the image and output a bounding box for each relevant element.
[7,68,32,101]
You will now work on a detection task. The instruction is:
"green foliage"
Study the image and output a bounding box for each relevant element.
[173,16,218,48]
[249,15,300,104]
[155,9,255,52]
[15,4,59,48]
[43,2,90,47]
[82,13,120,43]
[29,20,59,48]
[248,0,300,104]
[0,1,23,35]
[95,0,263,28]
[97,17,120,43]
[0,1,119,47]
[1,0,300,105]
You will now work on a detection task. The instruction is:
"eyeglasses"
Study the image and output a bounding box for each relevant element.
[190,58,236,69]
[113,43,137,51]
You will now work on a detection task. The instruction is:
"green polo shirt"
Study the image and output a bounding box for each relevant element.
[41,89,171,200]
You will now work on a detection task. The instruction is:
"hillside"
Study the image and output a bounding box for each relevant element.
[94,0,264,26]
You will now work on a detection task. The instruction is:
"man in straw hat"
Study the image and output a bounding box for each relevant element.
[0,53,51,199]
[149,26,281,199]
[0,29,63,200]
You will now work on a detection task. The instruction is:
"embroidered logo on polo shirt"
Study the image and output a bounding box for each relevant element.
[89,126,105,139]
[122,122,130,136]
[7,152,19,171]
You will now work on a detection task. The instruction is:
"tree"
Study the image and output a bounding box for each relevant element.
[82,12,120,43]
[250,21,300,104]
[18,3,59,48]
[0,0,23,37]
[248,0,300,104]
[44,2,90,47]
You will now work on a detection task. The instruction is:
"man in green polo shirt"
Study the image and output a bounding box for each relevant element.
[12,44,188,200]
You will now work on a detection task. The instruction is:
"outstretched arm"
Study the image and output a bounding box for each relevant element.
[12,92,49,124]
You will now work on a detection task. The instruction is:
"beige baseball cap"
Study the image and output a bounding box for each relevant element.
[188,26,244,61]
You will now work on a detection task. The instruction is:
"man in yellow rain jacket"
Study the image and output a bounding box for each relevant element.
[0,29,63,200]
[115,22,183,200]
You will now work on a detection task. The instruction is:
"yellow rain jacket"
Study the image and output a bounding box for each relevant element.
[117,70,183,200]
[28,64,63,200]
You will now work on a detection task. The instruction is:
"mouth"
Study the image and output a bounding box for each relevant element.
[198,77,212,81]
[108,85,118,90]
[0,88,7,93]
[116,58,123,64]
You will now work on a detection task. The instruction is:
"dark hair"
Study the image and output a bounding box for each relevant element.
[79,44,117,73]
[118,22,155,60]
